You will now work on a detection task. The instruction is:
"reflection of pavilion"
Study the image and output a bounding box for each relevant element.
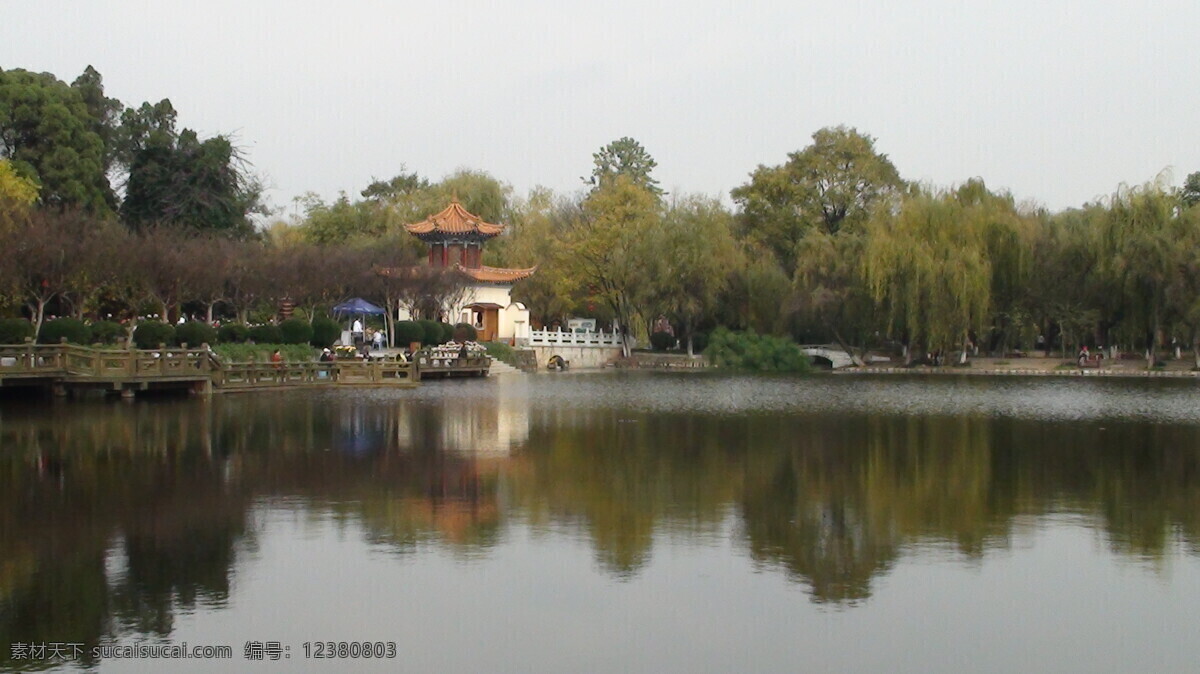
[396,378,530,454]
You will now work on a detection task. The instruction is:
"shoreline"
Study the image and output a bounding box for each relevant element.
[840,356,1200,379]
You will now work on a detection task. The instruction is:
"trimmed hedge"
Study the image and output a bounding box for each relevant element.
[703,327,811,373]
[649,331,675,351]
[453,322,477,342]
[0,318,34,344]
[311,316,340,348]
[217,323,251,344]
[133,321,176,349]
[38,318,92,345]
[439,322,454,343]
[394,321,424,347]
[90,320,125,345]
[248,324,282,344]
[418,319,443,346]
[279,318,313,345]
[175,320,217,347]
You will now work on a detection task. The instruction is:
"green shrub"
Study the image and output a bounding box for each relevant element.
[703,327,811,373]
[453,322,478,342]
[174,320,217,347]
[90,320,125,345]
[439,322,454,343]
[279,318,314,345]
[394,321,424,347]
[311,316,340,348]
[248,324,282,344]
[649,331,675,351]
[213,343,315,363]
[133,321,176,349]
[38,318,92,345]
[418,319,443,346]
[688,331,709,353]
[0,318,34,344]
[483,340,514,361]
[217,323,251,343]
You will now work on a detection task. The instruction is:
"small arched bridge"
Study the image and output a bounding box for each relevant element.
[800,345,857,369]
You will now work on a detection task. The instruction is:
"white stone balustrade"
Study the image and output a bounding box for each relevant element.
[526,328,623,348]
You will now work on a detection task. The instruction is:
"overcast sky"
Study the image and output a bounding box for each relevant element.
[4,0,1198,214]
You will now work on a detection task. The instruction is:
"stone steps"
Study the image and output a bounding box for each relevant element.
[487,358,523,375]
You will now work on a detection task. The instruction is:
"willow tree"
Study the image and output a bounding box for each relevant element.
[1166,205,1200,367]
[494,187,583,328]
[564,175,659,356]
[865,186,992,363]
[719,252,792,335]
[1023,205,1111,357]
[792,224,873,362]
[1099,181,1180,368]
[635,195,739,355]
[957,180,1042,355]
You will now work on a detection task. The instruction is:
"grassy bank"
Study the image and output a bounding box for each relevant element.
[212,343,317,363]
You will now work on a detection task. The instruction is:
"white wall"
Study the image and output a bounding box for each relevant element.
[527,345,623,369]
[454,285,530,342]
[394,284,530,342]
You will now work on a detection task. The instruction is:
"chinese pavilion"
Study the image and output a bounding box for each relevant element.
[401,200,535,342]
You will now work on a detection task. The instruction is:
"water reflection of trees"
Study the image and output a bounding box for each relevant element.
[509,410,1200,602]
[3,391,1200,660]
[0,400,242,670]
[0,396,506,669]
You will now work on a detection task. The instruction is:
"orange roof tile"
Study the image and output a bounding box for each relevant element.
[404,200,505,238]
[456,264,537,283]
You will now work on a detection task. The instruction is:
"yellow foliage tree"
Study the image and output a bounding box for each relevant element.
[0,159,39,231]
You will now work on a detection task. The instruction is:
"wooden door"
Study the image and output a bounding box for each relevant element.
[481,308,498,342]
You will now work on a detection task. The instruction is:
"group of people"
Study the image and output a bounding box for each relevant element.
[350,319,387,351]
[1077,345,1106,367]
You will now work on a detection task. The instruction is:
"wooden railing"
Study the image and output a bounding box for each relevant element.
[211,360,417,389]
[414,354,491,370]
[0,343,64,375]
[0,343,417,390]
[0,343,208,378]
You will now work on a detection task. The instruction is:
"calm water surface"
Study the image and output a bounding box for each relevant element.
[2,372,1199,673]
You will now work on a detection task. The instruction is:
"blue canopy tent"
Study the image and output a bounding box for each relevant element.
[332,298,386,348]
[332,298,385,316]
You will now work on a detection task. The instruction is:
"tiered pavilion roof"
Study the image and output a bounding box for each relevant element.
[402,200,535,284]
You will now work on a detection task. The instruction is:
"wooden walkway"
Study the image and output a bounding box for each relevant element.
[0,343,419,397]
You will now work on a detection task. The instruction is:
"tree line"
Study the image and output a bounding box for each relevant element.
[0,212,469,346]
[5,66,1200,364]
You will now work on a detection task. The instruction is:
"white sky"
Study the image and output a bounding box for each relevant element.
[4,0,1198,213]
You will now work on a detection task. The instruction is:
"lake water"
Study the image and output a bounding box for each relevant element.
[2,372,1199,673]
